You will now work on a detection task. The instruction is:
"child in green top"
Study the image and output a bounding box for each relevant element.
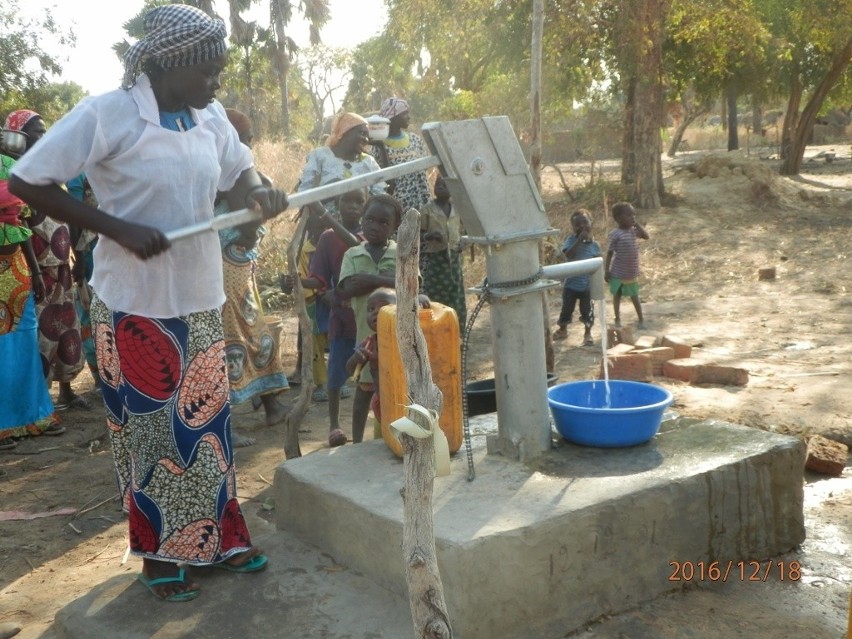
[338,194,402,442]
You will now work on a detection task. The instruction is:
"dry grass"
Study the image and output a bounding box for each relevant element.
[252,139,312,311]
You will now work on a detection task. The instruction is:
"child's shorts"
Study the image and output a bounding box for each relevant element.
[327,336,355,390]
[609,277,640,297]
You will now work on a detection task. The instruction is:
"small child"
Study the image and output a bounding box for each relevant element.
[338,194,403,443]
[345,287,396,442]
[345,288,431,444]
[280,211,330,392]
[604,202,649,328]
[553,209,601,346]
[301,188,365,447]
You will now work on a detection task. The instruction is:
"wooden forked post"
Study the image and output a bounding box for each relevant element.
[394,209,453,638]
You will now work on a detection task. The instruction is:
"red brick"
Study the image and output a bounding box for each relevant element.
[633,335,660,349]
[663,358,702,383]
[805,435,848,476]
[660,336,693,359]
[691,365,749,386]
[600,353,652,382]
[758,267,776,281]
[638,347,676,376]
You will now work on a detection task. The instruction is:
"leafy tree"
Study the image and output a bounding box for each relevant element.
[663,0,770,156]
[296,44,352,140]
[267,0,330,138]
[758,0,852,174]
[346,0,532,122]
[0,0,75,118]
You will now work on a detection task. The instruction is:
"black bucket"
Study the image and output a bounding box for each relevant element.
[465,373,559,417]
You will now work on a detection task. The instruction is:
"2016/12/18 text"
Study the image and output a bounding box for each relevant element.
[668,560,801,582]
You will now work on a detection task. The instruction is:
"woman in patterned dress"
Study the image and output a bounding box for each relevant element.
[0,153,63,451]
[216,108,289,446]
[10,4,289,602]
[370,97,432,212]
[4,110,90,411]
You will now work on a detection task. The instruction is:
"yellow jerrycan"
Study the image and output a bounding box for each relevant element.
[377,302,463,458]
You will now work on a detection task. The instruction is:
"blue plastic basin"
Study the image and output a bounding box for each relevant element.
[547,380,673,448]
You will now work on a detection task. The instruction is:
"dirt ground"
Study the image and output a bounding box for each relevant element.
[1,144,851,638]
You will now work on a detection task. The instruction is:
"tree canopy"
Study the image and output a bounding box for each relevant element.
[0,0,79,122]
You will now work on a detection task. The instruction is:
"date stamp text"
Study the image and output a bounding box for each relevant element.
[668,560,801,583]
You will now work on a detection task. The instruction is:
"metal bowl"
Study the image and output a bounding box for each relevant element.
[0,129,27,155]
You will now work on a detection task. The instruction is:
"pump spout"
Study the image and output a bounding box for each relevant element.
[541,257,605,300]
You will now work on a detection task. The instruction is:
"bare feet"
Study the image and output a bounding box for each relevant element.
[232,430,256,447]
[261,394,289,427]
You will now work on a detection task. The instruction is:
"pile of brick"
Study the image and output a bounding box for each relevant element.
[600,325,749,386]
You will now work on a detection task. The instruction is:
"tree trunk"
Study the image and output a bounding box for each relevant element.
[530,0,544,191]
[620,0,667,209]
[530,0,553,372]
[270,0,292,138]
[666,101,710,158]
[780,40,852,176]
[752,101,763,136]
[726,86,739,151]
[620,76,636,186]
[395,210,453,639]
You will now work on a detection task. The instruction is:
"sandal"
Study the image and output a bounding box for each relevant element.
[42,423,66,436]
[54,395,92,411]
[339,384,353,399]
[312,387,329,402]
[583,335,594,346]
[552,327,568,340]
[214,553,268,574]
[137,566,200,602]
[328,428,347,447]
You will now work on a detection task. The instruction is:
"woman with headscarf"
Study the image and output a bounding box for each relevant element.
[0,152,63,451]
[370,97,432,212]
[294,112,384,428]
[10,4,289,602]
[5,109,90,412]
[215,108,289,443]
[297,111,386,217]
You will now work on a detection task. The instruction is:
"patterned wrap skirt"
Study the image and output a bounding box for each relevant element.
[220,243,288,405]
[91,295,253,565]
[421,249,467,329]
[0,247,57,437]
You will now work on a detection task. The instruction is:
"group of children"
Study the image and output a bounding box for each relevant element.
[284,182,651,449]
[284,188,418,448]
[553,201,650,344]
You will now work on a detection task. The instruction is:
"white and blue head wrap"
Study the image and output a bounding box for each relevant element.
[122,4,227,89]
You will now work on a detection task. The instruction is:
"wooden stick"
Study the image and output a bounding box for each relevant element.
[75,495,118,518]
[395,209,453,638]
[280,210,313,460]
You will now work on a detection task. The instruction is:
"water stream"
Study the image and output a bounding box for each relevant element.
[598,298,612,408]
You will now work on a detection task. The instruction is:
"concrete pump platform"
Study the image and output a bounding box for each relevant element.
[51,416,811,639]
[273,416,805,639]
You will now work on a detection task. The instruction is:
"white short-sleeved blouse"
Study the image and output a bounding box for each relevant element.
[11,74,253,317]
